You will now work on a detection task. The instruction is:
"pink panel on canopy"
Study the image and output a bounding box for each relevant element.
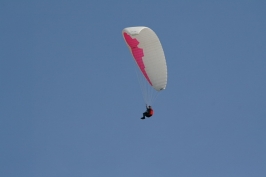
[123,32,152,85]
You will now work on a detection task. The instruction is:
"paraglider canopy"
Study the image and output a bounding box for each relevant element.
[122,26,167,105]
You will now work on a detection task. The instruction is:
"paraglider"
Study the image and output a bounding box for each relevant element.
[141,105,154,119]
[122,26,167,119]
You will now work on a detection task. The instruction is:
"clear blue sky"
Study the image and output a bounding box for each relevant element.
[1,1,266,177]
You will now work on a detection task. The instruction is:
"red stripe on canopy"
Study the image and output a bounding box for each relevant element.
[123,32,152,85]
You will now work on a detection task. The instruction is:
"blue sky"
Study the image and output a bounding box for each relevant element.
[1,1,266,177]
